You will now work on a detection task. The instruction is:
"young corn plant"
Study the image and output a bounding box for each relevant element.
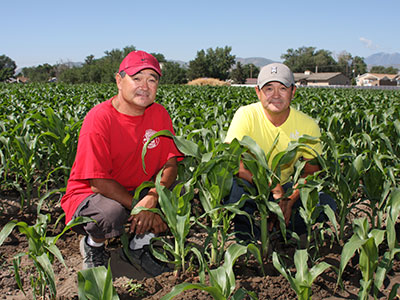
[160,243,260,300]
[361,152,396,230]
[272,249,332,300]
[296,174,338,253]
[373,188,400,297]
[33,107,82,186]
[8,133,41,210]
[141,130,250,268]
[126,177,198,276]
[77,260,119,300]
[336,217,386,300]
[191,140,251,266]
[237,135,286,258]
[0,214,93,300]
[320,133,364,243]
[153,178,196,275]
[238,135,320,258]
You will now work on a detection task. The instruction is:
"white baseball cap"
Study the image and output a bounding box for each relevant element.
[257,63,295,89]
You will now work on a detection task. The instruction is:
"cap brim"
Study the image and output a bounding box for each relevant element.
[123,65,162,77]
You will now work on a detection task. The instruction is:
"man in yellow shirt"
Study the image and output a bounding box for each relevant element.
[225,62,336,240]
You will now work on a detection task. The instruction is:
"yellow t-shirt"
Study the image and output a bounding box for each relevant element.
[225,102,322,184]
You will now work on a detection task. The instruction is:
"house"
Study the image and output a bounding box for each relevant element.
[356,73,399,86]
[294,71,350,86]
[244,78,257,85]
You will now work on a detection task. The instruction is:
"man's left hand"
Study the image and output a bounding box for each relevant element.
[129,194,158,235]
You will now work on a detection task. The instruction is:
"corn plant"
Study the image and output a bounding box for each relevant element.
[237,135,286,258]
[272,249,332,300]
[141,130,250,268]
[373,188,400,296]
[0,214,93,299]
[160,243,260,300]
[152,178,196,274]
[238,135,321,257]
[77,261,119,300]
[191,140,250,266]
[296,174,338,253]
[33,107,82,186]
[7,132,41,210]
[361,153,396,230]
[320,133,364,242]
[337,217,386,299]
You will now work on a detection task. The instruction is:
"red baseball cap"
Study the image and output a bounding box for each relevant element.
[119,50,162,76]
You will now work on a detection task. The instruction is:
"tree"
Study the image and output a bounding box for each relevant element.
[336,53,367,84]
[350,56,367,78]
[187,46,236,80]
[0,55,16,81]
[230,62,246,84]
[370,65,398,74]
[313,49,337,72]
[85,55,95,65]
[243,63,259,79]
[151,53,166,64]
[21,63,56,82]
[187,49,209,80]
[159,61,187,84]
[281,47,316,73]
[281,46,338,73]
[337,51,353,78]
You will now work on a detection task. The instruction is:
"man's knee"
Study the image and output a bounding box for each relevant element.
[318,192,337,212]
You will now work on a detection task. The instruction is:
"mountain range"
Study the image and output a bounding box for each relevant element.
[364,52,400,69]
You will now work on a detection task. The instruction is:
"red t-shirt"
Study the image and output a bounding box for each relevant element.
[61,98,182,223]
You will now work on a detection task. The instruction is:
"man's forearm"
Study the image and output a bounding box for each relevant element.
[149,157,178,196]
[286,159,321,205]
[238,160,253,184]
[90,178,133,209]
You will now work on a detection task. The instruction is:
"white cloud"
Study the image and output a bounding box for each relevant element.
[359,37,379,50]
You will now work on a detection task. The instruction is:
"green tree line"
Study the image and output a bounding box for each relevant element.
[1,45,398,84]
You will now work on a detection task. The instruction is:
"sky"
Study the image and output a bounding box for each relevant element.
[2,0,399,69]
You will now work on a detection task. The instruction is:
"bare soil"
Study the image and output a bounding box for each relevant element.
[1,195,400,300]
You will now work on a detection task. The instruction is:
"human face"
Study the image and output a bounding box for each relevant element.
[255,81,296,116]
[115,69,159,116]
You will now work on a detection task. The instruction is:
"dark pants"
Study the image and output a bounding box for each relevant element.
[224,178,337,241]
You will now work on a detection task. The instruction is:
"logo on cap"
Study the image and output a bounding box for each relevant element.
[271,67,278,74]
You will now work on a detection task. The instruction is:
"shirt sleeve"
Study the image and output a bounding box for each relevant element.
[71,131,114,180]
[224,107,251,143]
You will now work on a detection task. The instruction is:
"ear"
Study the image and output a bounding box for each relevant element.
[115,73,122,89]
[291,85,297,98]
[255,86,262,99]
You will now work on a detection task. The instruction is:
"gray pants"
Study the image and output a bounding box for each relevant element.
[72,193,131,240]
[71,183,180,240]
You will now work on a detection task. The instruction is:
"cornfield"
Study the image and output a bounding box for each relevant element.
[1,83,400,299]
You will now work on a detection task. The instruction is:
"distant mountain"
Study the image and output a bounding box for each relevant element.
[235,57,276,68]
[365,52,400,69]
[169,60,188,68]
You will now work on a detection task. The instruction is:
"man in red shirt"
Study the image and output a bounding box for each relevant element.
[61,50,182,276]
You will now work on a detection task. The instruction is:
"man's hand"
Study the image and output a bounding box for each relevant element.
[278,198,293,226]
[268,183,294,231]
[268,197,293,231]
[271,184,284,200]
[129,194,158,235]
[151,214,168,234]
